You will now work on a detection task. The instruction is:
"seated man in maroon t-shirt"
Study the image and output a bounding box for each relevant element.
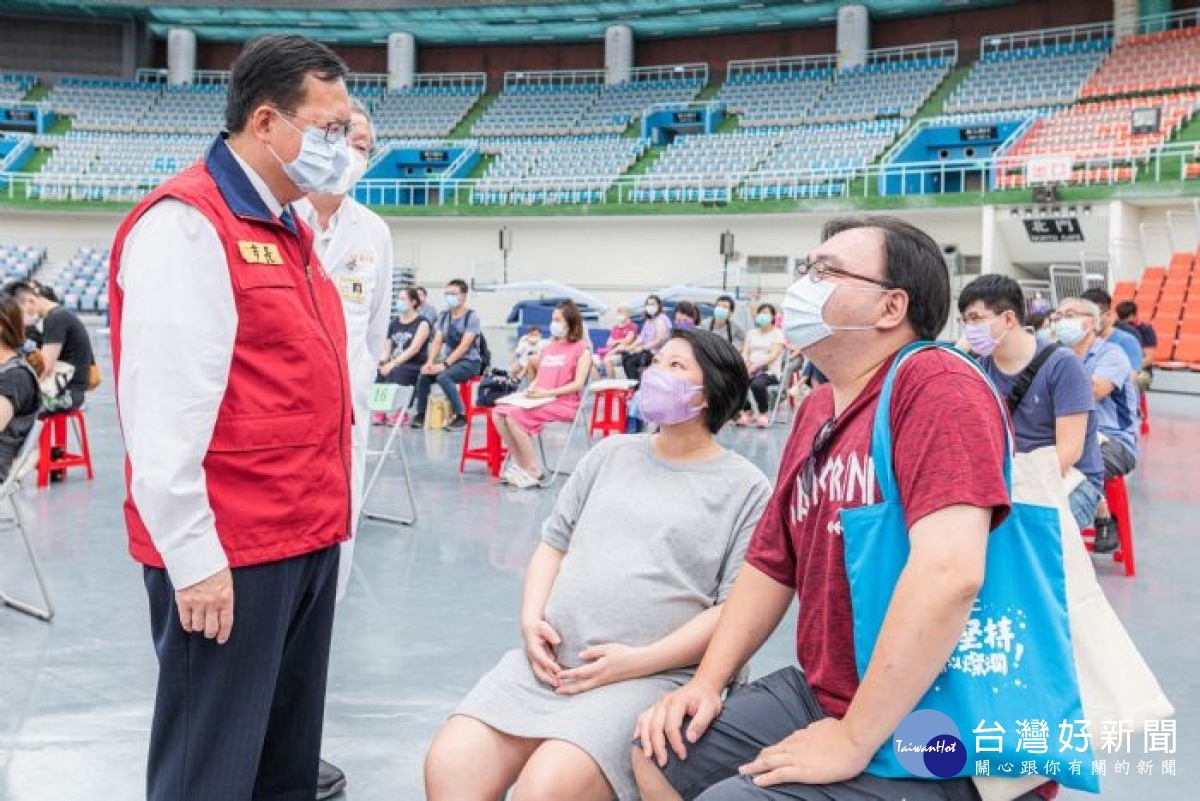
[632,217,1057,801]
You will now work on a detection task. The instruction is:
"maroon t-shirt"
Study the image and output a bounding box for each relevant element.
[746,348,1012,719]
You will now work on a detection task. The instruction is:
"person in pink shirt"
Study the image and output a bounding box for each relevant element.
[495,300,593,488]
[600,305,640,378]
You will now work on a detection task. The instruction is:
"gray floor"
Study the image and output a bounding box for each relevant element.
[1,349,1196,799]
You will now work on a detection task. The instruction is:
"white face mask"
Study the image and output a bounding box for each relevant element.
[782,277,879,350]
[269,111,352,196]
[330,151,368,196]
[549,321,567,339]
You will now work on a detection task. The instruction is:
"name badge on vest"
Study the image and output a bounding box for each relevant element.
[238,241,284,266]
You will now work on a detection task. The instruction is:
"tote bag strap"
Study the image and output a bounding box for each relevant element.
[870,341,1015,504]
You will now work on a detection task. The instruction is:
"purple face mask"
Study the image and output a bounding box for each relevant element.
[636,367,704,426]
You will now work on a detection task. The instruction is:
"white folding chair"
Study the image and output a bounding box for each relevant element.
[361,384,418,528]
[534,375,594,488]
[1,421,54,621]
[769,352,806,426]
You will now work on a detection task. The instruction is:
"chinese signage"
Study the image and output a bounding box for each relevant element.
[1026,154,1073,185]
[1023,217,1084,244]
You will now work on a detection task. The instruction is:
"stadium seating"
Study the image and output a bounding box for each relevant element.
[369,85,484,139]
[1115,252,1200,369]
[740,120,904,200]
[472,84,602,137]
[574,78,704,135]
[32,132,209,202]
[630,131,780,202]
[472,136,647,205]
[806,58,952,123]
[1081,26,1200,99]
[945,41,1110,114]
[44,78,160,133]
[716,69,833,127]
[46,246,110,314]
[0,244,45,285]
[0,73,36,104]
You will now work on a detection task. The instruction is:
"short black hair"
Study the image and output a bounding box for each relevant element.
[670,328,750,434]
[823,216,950,341]
[1116,300,1138,321]
[1026,312,1047,331]
[675,300,701,324]
[715,294,736,311]
[957,274,1026,325]
[6,281,36,300]
[1081,287,1112,313]
[225,35,348,133]
[446,278,468,295]
[756,302,778,319]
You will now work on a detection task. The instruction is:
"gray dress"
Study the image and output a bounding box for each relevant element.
[455,434,772,800]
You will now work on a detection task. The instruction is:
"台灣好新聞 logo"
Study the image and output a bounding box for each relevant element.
[893,710,968,778]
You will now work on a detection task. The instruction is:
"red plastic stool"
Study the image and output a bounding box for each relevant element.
[459,378,507,478]
[589,388,633,439]
[37,409,94,488]
[1082,475,1136,577]
[1139,391,1150,436]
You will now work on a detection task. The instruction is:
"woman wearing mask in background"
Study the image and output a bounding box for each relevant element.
[673,301,701,330]
[739,302,786,428]
[706,294,744,352]
[425,328,770,801]
[622,294,672,381]
[493,301,592,489]
[0,295,42,480]
[600,305,639,378]
[374,287,431,424]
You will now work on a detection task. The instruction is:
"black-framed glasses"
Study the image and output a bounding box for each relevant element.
[275,109,355,144]
[800,417,837,497]
[793,258,895,289]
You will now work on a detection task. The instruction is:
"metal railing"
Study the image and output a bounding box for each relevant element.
[979,20,1114,57]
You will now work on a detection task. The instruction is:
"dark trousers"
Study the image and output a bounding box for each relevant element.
[745,371,779,414]
[413,359,482,417]
[622,350,654,381]
[144,546,339,801]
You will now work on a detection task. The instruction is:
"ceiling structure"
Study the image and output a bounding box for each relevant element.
[0,0,1019,45]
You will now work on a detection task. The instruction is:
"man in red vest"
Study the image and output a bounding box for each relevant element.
[109,35,354,800]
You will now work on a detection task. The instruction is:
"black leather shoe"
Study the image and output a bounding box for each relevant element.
[317,758,346,799]
[1091,517,1119,554]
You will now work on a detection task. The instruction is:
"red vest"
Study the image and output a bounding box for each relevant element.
[109,143,353,570]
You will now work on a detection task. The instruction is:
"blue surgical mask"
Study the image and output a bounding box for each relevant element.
[755,312,774,328]
[444,294,462,310]
[269,111,351,195]
[1035,328,1052,344]
[1053,318,1086,346]
[713,307,730,322]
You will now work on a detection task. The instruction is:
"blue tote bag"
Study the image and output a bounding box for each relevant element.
[841,342,1098,793]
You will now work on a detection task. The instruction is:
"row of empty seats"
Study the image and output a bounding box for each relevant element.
[0,73,35,104]
[718,58,950,127]
[472,136,647,205]
[0,244,45,285]
[48,246,111,314]
[1081,26,1200,99]
[1113,251,1200,367]
[366,85,483,138]
[946,41,1110,114]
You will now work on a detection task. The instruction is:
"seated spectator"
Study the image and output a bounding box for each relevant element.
[960,276,1105,532]
[494,301,592,489]
[1115,300,1157,390]
[1054,296,1138,553]
[673,301,701,330]
[511,326,545,383]
[706,294,745,352]
[599,306,639,378]
[1026,311,1051,343]
[738,302,786,428]
[1082,287,1143,378]
[622,294,672,381]
[0,296,42,482]
[414,285,439,325]
[375,288,431,424]
[11,281,94,412]
[424,328,770,801]
[410,279,484,432]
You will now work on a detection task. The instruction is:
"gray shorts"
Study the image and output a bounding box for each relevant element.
[659,667,1033,801]
[1101,439,1137,480]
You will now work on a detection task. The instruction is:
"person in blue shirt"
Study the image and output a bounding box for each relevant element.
[958,276,1104,533]
[1082,288,1143,374]
[1053,296,1138,553]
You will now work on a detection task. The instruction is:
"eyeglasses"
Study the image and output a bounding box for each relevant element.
[800,417,837,497]
[275,109,355,144]
[1049,310,1086,322]
[960,313,998,325]
[793,258,895,289]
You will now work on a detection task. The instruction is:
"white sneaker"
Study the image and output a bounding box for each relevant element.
[509,466,541,489]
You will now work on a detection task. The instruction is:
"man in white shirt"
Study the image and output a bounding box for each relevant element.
[294,97,393,799]
[109,36,355,800]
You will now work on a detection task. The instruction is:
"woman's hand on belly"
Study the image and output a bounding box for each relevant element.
[554,643,645,696]
[522,619,564,689]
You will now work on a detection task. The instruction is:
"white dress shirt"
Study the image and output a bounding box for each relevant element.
[116,143,281,589]
[293,195,393,600]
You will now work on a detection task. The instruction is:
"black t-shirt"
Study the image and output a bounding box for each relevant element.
[42,306,93,394]
[0,357,40,481]
[383,315,430,383]
[1115,320,1144,347]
